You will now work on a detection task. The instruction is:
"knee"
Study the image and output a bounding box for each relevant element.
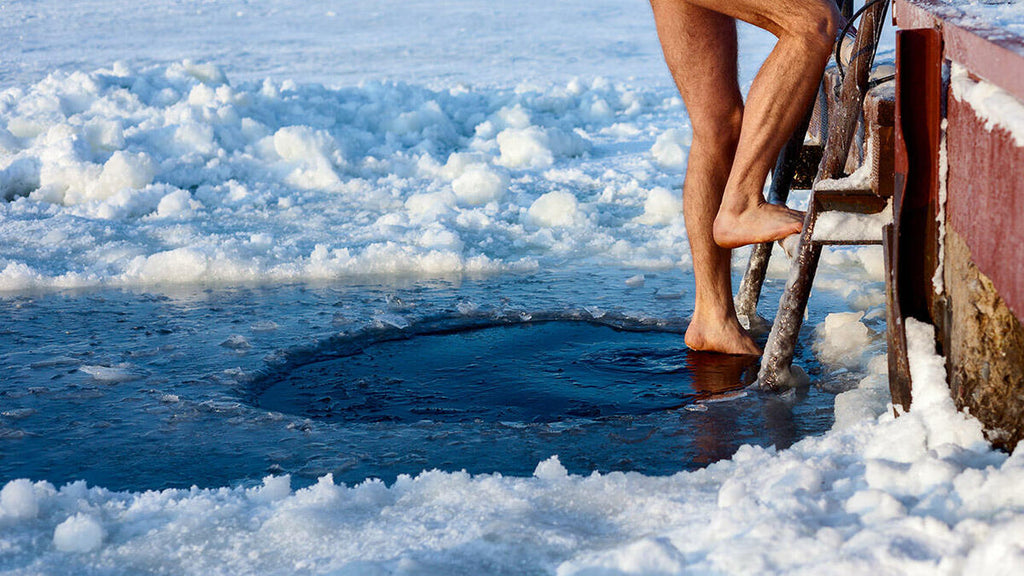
[691,103,743,158]
[786,1,841,57]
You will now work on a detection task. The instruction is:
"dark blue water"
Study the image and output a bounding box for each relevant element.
[0,267,869,491]
[250,318,831,481]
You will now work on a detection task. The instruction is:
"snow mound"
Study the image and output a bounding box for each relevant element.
[650,128,691,170]
[53,514,105,553]
[0,64,691,291]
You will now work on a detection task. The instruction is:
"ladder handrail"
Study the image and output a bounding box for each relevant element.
[758,0,892,390]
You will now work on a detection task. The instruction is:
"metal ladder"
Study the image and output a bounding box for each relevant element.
[736,0,894,389]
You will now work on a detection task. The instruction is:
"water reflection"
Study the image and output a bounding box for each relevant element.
[681,350,816,465]
[683,352,759,466]
[686,351,759,396]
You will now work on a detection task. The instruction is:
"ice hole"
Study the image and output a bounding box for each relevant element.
[250,319,836,484]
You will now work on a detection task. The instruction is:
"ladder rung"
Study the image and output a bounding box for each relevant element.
[813,188,889,214]
[811,239,884,246]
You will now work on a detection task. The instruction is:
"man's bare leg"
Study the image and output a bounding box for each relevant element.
[651,0,760,355]
[651,0,839,353]
[701,0,840,248]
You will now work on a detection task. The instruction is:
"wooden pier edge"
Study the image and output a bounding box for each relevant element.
[893,0,1024,450]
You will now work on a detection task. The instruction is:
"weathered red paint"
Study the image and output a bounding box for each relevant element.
[895,0,1024,326]
[946,96,1024,323]
[896,0,1024,102]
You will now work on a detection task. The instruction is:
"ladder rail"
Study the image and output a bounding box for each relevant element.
[734,0,855,327]
[758,0,892,390]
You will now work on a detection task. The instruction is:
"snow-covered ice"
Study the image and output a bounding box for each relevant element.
[2,1,1022,574]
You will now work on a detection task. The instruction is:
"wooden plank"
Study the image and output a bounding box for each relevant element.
[894,27,942,323]
[884,223,913,413]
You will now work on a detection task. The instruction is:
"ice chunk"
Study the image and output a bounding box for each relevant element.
[1,408,36,419]
[533,455,568,480]
[496,126,587,169]
[814,312,872,369]
[0,157,41,200]
[249,475,292,504]
[174,59,228,86]
[53,513,105,553]
[63,151,156,204]
[651,128,691,170]
[220,335,252,350]
[497,126,556,168]
[0,479,39,519]
[250,320,280,333]
[374,313,410,329]
[405,190,457,222]
[527,190,581,228]
[154,189,201,218]
[123,248,211,284]
[451,165,508,206]
[625,274,645,287]
[635,186,679,225]
[79,363,143,383]
[270,126,344,190]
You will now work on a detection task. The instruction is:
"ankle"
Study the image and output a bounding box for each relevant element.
[718,194,764,220]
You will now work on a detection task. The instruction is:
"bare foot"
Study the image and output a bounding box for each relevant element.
[685,315,762,356]
[712,202,804,249]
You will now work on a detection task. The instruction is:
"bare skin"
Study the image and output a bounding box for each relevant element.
[650,0,838,354]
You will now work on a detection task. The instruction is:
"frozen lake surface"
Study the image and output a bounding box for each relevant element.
[1,267,851,493]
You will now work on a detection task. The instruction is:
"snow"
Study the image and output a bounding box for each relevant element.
[934,118,950,295]
[947,0,1024,40]
[812,202,892,242]
[1,0,1022,574]
[52,514,105,554]
[950,61,1024,147]
[0,60,708,289]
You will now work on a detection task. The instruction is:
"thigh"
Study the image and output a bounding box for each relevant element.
[650,0,742,135]
[682,0,838,40]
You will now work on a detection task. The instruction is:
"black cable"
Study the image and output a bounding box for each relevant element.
[835,0,891,83]
[868,74,896,90]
